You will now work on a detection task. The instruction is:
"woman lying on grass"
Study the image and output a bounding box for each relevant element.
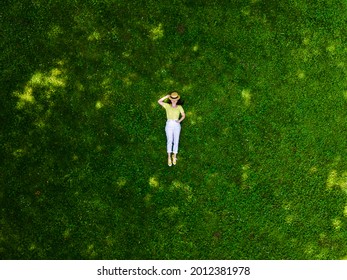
[158,91,186,166]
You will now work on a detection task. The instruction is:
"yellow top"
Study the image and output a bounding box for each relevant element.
[162,103,184,120]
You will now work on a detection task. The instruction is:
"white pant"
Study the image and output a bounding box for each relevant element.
[165,120,181,154]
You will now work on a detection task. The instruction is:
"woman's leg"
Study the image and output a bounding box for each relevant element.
[165,121,174,153]
[172,122,181,158]
[168,153,172,166]
[165,121,174,166]
[172,153,177,165]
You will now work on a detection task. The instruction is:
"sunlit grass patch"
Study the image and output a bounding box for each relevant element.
[14,86,35,109]
[192,44,199,52]
[297,70,306,79]
[332,218,342,230]
[30,68,66,88]
[241,89,251,107]
[241,163,251,188]
[47,25,63,39]
[327,168,347,193]
[159,206,179,219]
[149,23,164,40]
[149,176,160,189]
[185,109,202,126]
[122,73,138,86]
[88,31,101,41]
[12,148,26,158]
[13,64,67,109]
[115,177,127,190]
[95,101,103,109]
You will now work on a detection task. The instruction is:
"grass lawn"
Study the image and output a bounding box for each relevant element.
[1,0,347,259]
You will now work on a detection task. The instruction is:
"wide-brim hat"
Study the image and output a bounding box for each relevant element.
[169,92,180,101]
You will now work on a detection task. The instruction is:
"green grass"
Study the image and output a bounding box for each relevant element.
[1,0,347,260]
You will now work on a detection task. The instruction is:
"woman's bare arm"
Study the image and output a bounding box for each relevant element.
[158,95,170,107]
[178,111,186,123]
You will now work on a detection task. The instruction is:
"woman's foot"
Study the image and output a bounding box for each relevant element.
[168,157,172,166]
[172,155,177,165]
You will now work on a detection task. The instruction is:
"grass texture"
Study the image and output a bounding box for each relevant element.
[1,0,347,259]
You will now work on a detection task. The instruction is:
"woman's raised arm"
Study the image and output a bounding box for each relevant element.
[158,95,170,106]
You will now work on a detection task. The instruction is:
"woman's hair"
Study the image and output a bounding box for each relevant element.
[168,99,184,105]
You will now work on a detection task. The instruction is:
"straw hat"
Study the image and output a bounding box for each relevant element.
[169,92,180,101]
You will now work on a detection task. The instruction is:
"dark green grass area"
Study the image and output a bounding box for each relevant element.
[1,0,347,259]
